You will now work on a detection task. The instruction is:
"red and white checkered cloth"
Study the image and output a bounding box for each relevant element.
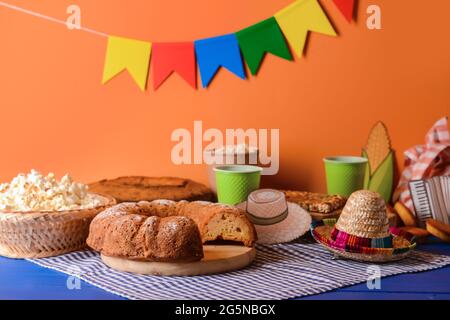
[394,117,450,214]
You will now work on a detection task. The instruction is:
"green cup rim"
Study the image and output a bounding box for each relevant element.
[214,165,263,174]
[323,156,368,164]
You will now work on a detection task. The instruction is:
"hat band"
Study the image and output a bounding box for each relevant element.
[331,227,393,249]
[246,208,289,226]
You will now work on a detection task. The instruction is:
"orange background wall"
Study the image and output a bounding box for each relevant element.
[0,0,449,192]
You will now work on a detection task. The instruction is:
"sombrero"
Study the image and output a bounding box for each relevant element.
[311,190,416,263]
[237,189,311,244]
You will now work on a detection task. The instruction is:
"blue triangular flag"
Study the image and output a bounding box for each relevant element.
[195,34,246,88]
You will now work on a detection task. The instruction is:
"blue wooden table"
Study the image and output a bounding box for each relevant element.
[1,243,449,300]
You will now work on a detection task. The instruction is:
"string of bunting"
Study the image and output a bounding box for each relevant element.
[0,0,356,91]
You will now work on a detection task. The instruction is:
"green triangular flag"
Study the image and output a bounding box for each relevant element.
[236,17,293,75]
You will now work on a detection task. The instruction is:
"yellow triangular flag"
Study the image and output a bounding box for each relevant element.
[102,36,152,91]
[275,0,336,58]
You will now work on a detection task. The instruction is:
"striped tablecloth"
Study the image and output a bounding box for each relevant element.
[28,240,450,300]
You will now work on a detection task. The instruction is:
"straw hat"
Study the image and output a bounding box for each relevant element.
[237,189,311,244]
[311,190,416,262]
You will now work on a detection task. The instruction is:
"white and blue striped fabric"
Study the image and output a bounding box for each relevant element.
[28,240,450,300]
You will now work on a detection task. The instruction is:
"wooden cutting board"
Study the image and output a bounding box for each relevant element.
[101,245,256,276]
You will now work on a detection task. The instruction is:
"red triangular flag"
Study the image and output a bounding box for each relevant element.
[152,42,196,90]
[332,0,355,23]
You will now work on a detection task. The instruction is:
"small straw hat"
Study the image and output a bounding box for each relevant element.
[311,190,416,263]
[237,189,311,244]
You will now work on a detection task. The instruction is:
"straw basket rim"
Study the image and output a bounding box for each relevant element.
[0,193,116,259]
[0,193,116,216]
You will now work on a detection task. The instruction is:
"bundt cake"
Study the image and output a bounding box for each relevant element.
[87,202,204,262]
[88,176,215,203]
[87,200,256,262]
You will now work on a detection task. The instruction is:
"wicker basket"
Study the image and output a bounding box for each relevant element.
[0,193,116,259]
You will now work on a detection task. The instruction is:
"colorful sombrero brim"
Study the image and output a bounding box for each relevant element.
[311,219,417,263]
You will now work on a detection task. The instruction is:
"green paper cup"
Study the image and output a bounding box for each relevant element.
[214,165,263,205]
[324,156,368,197]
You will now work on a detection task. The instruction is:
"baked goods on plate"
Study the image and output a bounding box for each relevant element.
[0,170,116,258]
[394,201,417,227]
[88,200,257,275]
[87,202,204,262]
[89,176,215,203]
[88,200,257,257]
[172,201,257,246]
[283,190,346,221]
[399,226,429,243]
[426,219,450,243]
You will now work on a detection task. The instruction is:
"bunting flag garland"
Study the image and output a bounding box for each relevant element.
[275,0,337,58]
[102,36,152,91]
[332,0,356,22]
[0,0,358,92]
[152,42,196,90]
[195,34,246,88]
[236,17,292,76]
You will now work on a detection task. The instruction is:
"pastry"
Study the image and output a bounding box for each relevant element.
[399,226,429,243]
[173,201,257,247]
[88,176,215,203]
[309,209,342,221]
[394,201,417,227]
[283,191,346,213]
[283,191,346,221]
[87,200,257,261]
[426,219,450,243]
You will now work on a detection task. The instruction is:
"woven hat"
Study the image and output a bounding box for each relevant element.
[237,189,311,244]
[311,190,416,263]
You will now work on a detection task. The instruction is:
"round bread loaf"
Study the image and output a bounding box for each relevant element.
[88,176,215,203]
[87,200,257,262]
